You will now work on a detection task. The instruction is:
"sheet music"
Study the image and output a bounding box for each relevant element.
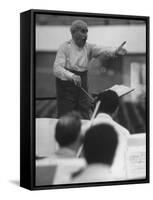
[126,145,146,179]
[109,84,134,97]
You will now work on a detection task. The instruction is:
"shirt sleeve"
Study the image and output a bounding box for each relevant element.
[89,43,117,59]
[53,43,74,81]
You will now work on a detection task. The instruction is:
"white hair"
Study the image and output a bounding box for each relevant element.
[70,20,88,33]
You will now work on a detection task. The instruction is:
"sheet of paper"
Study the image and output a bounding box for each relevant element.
[126,145,146,179]
[109,84,134,97]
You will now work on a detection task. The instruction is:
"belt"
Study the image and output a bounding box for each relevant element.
[65,68,87,76]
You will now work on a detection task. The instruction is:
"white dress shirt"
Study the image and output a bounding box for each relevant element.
[70,163,115,183]
[53,39,116,81]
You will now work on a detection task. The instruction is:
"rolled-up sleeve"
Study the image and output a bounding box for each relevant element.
[53,43,74,81]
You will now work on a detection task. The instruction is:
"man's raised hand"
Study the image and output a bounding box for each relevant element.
[115,41,127,56]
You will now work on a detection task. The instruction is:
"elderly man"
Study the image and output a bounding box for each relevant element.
[53,20,127,119]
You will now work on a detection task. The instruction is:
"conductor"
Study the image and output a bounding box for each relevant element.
[53,20,127,119]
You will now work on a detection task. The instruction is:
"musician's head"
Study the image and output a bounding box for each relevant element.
[84,123,118,166]
[55,111,82,151]
[70,20,88,48]
[97,90,119,116]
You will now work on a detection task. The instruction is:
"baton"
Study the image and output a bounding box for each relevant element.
[76,100,101,157]
[80,87,94,102]
[90,100,101,123]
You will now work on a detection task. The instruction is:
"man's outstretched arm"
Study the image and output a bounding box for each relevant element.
[89,41,127,59]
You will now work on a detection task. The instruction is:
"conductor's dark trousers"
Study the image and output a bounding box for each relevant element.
[56,70,92,119]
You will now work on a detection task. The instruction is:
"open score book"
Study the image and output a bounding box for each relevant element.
[108,84,135,97]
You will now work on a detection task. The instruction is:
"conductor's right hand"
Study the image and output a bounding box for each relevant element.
[72,74,81,87]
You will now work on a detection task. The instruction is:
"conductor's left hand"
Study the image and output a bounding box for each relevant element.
[115,47,127,55]
[115,42,127,56]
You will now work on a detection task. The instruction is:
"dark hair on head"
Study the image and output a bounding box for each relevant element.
[84,124,118,166]
[55,111,81,147]
[97,90,119,114]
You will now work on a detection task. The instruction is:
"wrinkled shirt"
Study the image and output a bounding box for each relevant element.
[53,39,116,80]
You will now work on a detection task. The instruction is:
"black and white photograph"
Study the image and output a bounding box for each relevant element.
[20,9,149,190]
[34,10,149,188]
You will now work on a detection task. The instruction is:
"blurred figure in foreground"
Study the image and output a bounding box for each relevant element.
[36,111,86,186]
[71,124,118,183]
[80,90,130,179]
[52,111,86,184]
[54,111,83,158]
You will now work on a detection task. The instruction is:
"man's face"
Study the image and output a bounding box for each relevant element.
[72,27,88,48]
